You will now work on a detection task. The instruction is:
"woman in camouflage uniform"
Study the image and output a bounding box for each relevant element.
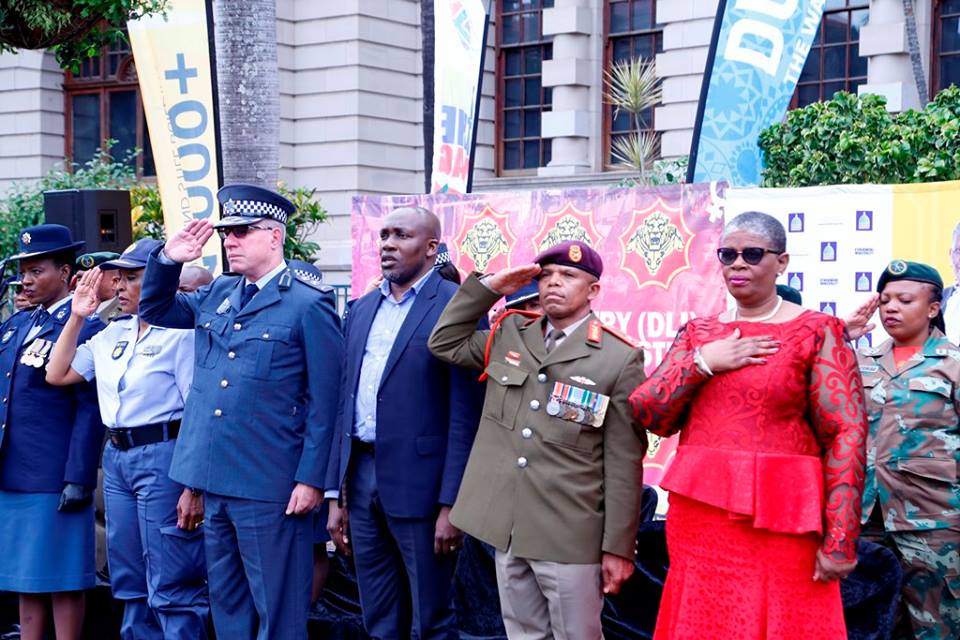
[858,260,959,640]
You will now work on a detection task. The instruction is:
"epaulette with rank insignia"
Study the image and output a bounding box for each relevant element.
[588,319,641,349]
[293,268,332,292]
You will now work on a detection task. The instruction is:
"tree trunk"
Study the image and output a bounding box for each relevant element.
[422,0,435,193]
[211,0,279,186]
[902,0,929,105]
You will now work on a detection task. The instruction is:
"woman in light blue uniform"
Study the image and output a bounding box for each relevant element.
[47,239,209,640]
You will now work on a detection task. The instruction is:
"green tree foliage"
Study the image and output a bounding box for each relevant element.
[759,87,960,187]
[0,0,166,71]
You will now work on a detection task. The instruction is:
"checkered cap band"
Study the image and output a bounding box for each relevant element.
[223,199,288,224]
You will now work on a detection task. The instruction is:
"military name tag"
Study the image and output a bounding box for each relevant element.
[548,382,610,428]
[140,345,160,357]
[216,298,232,315]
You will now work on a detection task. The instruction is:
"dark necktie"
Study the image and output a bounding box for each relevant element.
[544,329,565,354]
[240,283,258,309]
[31,306,49,326]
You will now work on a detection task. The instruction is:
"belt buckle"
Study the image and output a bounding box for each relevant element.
[110,434,122,449]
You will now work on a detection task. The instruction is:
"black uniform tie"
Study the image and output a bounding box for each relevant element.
[240,283,258,308]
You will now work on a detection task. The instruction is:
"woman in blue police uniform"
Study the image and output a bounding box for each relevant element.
[47,239,209,640]
[0,224,105,640]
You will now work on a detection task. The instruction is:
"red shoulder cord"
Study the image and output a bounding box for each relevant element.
[478,309,543,381]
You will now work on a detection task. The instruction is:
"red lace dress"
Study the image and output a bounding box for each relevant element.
[630,311,867,640]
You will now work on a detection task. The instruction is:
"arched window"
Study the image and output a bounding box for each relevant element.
[64,34,155,177]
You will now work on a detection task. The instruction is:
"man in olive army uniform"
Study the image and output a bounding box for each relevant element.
[858,261,960,640]
[429,240,646,640]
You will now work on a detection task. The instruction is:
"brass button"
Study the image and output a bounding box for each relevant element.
[228,352,236,360]
[517,456,528,468]
[521,428,532,439]
[220,379,228,388]
[233,323,242,331]
[529,400,540,411]
[214,409,223,417]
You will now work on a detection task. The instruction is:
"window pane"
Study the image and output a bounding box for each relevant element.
[631,0,654,31]
[940,56,960,89]
[943,17,960,54]
[612,38,631,63]
[797,84,820,107]
[542,139,552,165]
[849,49,867,78]
[505,78,522,107]
[524,108,541,137]
[505,50,521,76]
[612,109,632,133]
[521,13,540,42]
[109,90,137,166]
[850,9,868,40]
[502,0,521,11]
[637,107,653,130]
[823,46,847,79]
[504,141,522,170]
[523,140,540,168]
[542,0,554,9]
[800,49,820,82]
[523,47,541,74]
[823,14,848,44]
[825,0,848,9]
[610,2,629,34]
[72,94,101,165]
[523,77,540,105]
[142,113,156,177]
[502,15,520,44]
[504,109,522,139]
[77,55,101,79]
[632,34,654,61]
[543,86,552,106]
[823,81,845,100]
[944,0,960,13]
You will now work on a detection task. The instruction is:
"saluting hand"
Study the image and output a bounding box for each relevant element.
[164,219,214,264]
[844,293,879,341]
[71,268,102,318]
[700,328,779,373]
[486,264,542,296]
[176,488,204,531]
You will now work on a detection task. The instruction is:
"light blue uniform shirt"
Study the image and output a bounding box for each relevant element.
[71,315,195,429]
[353,270,433,443]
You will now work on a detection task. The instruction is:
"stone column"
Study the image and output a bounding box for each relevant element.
[859,0,929,111]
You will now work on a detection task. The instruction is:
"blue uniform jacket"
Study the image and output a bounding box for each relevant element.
[139,252,344,502]
[325,272,484,518]
[0,303,105,491]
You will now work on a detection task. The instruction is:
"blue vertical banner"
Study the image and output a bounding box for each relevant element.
[687,0,827,186]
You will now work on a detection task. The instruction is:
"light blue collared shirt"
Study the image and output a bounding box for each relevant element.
[71,315,195,429]
[353,270,434,443]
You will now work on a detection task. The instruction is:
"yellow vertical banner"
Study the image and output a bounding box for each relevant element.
[128,0,222,274]
[892,181,960,287]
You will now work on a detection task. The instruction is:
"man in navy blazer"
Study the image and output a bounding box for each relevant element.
[325,207,483,639]
[139,185,344,640]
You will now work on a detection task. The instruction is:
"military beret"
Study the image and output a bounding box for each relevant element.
[776,284,803,306]
[534,240,603,279]
[505,282,539,309]
[876,260,944,293]
[76,251,120,270]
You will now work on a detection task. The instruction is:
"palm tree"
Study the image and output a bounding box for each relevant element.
[604,57,662,183]
[211,0,279,186]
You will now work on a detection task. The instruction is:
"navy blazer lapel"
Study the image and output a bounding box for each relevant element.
[378,272,439,389]
[30,300,71,344]
[347,291,380,385]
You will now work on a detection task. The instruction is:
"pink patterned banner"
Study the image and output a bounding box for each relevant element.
[352,183,728,489]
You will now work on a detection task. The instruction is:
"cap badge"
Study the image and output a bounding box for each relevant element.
[79,255,95,269]
[21,232,31,245]
[887,260,907,275]
[569,244,582,263]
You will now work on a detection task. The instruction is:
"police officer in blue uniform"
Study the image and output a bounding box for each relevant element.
[46,239,210,640]
[138,184,344,640]
[0,224,105,640]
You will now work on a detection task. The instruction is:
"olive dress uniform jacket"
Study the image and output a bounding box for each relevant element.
[428,275,647,563]
[858,330,960,531]
[139,252,344,502]
[0,303,105,491]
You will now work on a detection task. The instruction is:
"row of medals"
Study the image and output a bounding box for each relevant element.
[20,339,51,368]
[546,397,597,426]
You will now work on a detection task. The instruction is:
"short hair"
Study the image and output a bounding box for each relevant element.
[722,211,787,253]
[49,250,77,276]
[263,218,287,243]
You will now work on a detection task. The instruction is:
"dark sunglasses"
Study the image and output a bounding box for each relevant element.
[716,247,783,266]
[217,224,272,241]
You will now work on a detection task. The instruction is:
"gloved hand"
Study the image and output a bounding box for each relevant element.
[58,482,93,512]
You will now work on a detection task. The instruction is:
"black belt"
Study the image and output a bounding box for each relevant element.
[351,437,375,455]
[108,420,181,451]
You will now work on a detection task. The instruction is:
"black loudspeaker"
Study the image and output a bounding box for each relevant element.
[43,189,133,254]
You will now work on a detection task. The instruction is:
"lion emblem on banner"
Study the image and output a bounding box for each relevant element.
[460,219,509,272]
[538,214,594,251]
[624,211,684,275]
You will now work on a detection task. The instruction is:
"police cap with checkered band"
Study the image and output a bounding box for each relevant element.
[214,183,296,229]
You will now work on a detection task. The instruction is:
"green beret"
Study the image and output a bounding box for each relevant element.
[75,251,120,270]
[776,284,802,305]
[876,260,944,293]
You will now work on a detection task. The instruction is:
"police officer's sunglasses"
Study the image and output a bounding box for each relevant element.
[217,224,273,241]
[716,247,783,266]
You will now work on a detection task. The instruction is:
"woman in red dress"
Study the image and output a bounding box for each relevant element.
[630,211,868,639]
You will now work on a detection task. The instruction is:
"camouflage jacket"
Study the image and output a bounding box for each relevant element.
[858,330,960,531]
